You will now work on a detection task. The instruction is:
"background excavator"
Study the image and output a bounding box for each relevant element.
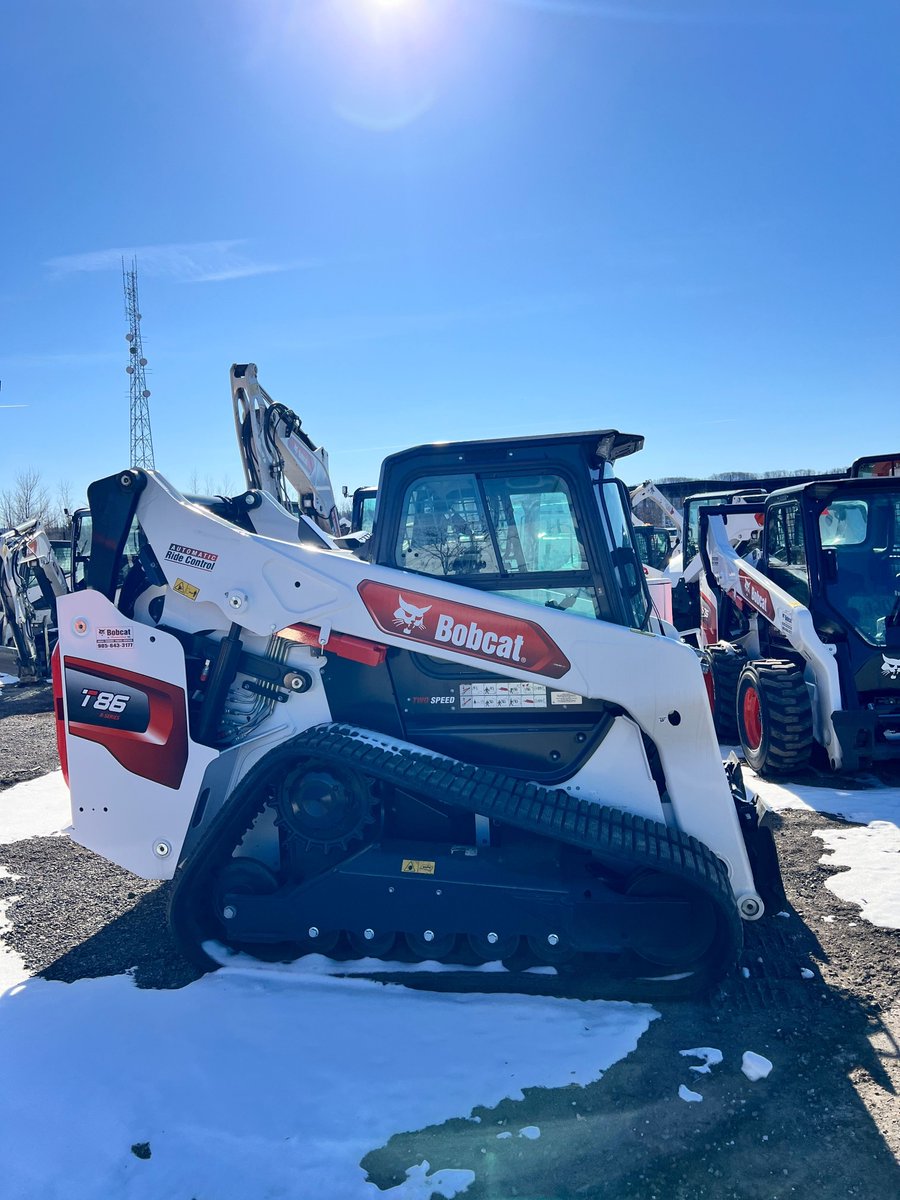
[52,364,783,995]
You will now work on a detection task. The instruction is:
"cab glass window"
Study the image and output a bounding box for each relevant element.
[396,474,499,577]
[395,471,602,618]
[819,501,868,548]
[766,502,809,605]
[599,480,650,628]
[481,474,588,574]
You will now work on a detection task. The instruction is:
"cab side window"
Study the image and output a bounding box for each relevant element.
[395,471,602,619]
[766,502,809,605]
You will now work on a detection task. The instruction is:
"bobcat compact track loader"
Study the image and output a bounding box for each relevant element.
[52,367,781,994]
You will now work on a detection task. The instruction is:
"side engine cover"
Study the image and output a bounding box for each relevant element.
[55,590,217,879]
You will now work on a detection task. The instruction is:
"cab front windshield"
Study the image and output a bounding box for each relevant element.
[818,490,900,646]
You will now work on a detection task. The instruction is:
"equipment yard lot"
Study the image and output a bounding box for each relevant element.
[1,677,899,1200]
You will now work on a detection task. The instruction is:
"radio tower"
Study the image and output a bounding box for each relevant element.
[123,257,155,469]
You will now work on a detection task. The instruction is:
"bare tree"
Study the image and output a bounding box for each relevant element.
[0,468,51,529]
[47,478,75,534]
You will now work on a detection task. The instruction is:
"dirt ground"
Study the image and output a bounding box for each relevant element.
[1,680,899,1199]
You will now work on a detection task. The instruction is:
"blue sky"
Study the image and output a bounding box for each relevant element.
[1,0,898,508]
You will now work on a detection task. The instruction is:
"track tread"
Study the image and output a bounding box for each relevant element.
[169,722,744,989]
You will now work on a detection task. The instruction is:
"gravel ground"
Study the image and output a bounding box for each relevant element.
[2,686,899,1198]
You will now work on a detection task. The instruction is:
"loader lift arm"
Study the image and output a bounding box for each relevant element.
[629,481,683,538]
[231,363,342,538]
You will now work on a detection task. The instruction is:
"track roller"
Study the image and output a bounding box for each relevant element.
[405,930,456,959]
[467,932,520,962]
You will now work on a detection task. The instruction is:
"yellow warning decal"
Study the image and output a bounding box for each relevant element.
[401,859,436,875]
[174,578,200,601]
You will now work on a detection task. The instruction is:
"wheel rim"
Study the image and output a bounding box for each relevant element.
[742,685,763,751]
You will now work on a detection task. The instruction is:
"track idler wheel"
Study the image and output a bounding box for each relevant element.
[215,858,304,963]
[625,870,717,969]
[405,930,456,960]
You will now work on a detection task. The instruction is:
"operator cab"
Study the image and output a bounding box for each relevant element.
[851,453,900,479]
[326,430,655,783]
[749,478,900,757]
[350,486,378,535]
[682,489,767,566]
[633,525,675,573]
[368,430,650,631]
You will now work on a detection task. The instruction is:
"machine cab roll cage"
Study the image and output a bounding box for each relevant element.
[367,430,652,631]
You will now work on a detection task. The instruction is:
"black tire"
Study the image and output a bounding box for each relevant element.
[736,660,814,776]
[702,645,746,742]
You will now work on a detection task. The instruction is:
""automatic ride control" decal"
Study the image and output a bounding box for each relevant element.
[358,580,571,679]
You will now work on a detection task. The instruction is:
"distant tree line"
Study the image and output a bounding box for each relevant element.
[1,468,77,536]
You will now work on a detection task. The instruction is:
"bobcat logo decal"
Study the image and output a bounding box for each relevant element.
[393,594,432,635]
[882,654,900,680]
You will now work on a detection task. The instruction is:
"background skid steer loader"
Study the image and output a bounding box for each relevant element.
[0,520,69,682]
[698,476,900,774]
[52,368,781,995]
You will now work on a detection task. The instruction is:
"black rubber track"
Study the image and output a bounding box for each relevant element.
[737,659,814,776]
[169,723,745,996]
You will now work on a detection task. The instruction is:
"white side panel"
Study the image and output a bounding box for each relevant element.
[561,716,663,823]
[57,590,217,880]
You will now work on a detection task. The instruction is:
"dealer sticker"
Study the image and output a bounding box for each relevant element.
[95,625,134,651]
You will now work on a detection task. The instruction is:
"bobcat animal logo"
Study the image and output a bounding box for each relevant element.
[882,654,900,680]
[393,594,432,635]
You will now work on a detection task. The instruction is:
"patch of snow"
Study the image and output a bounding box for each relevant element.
[518,1126,540,1140]
[741,966,750,978]
[0,672,19,686]
[0,966,657,1199]
[679,1047,723,1074]
[384,1161,474,1199]
[814,822,900,930]
[800,968,814,980]
[776,911,790,918]
[0,771,70,845]
[678,1085,703,1102]
[0,868,27,994]
[741,1051,773,1081]
[748,770,900,825]
[204,944,540,978]
[496,1131,513,1140]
